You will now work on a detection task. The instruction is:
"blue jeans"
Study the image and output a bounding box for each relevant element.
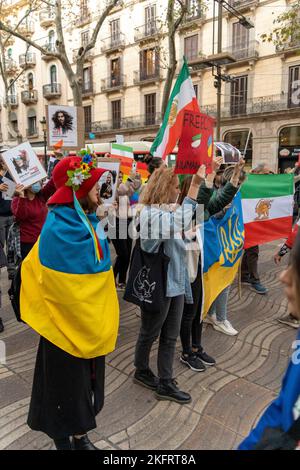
[207,286,230,322]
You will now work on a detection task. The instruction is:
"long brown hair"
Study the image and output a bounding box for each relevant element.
[178,176,192,205]
[139,166,178,205]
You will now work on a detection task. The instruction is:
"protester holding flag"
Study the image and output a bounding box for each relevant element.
[21,154,119,450]
[180,159,245,372]
[241,164,277,295]
[205,165,247,337]
[133,164,206,404]
[112,168,142,290]
[238,231,300,450]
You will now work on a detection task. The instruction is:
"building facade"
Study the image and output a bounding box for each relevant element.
[0,0,300,171]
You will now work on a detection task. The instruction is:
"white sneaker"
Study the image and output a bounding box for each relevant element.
[212,319,238,336]
[204,313,217,325]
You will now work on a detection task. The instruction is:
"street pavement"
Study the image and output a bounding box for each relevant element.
[0,240,296,450]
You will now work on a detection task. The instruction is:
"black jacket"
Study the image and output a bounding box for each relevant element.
[0,175,12,217]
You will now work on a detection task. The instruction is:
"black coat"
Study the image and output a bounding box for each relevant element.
[27,337,105,439]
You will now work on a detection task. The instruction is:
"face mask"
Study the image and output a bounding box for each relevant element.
[31,182,42,193]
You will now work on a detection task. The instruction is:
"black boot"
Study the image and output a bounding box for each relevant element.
[53,437,73,450]
[155,379,191,404]
[133,368,159,390]
[72,434,99,450]
[0,318,4,333]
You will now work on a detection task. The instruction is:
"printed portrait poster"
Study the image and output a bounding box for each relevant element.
[97,158,120,206]
[175,111,215,175]
[47,105,84,149]
[1,142,47,188]
[215,142,241,164]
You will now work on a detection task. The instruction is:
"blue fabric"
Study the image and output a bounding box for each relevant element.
[39,205,111,274]
[238,330,300,450]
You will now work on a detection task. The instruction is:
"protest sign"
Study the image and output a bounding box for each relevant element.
[175,111,215,174]
[1,142,47,188]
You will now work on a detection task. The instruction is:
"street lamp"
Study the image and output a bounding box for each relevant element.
[40,116,47,169]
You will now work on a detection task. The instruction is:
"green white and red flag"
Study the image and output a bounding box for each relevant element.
[150,58,200,160]
[241,174,294,249]
[110,143,148,183]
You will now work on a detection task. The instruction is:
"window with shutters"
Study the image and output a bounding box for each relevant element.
[81,30,89,47]
[84,105,92,132]
[83,67,92,93]
[230,75,248,116]
[27,109,37,136]
[145,93,156,125]
[184,35,198,61]
[111,58,121,86]
[193,84,198,101]
[140,48,158,80]
[145,4,156,35]
[80,0,88,18]
[112,100,121,129]
[110,19,120,44]
[288,65,300,109]
[232,22,249,58]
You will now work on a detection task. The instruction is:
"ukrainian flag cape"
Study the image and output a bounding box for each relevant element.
[201,192,244,318]
[20,205,119,359]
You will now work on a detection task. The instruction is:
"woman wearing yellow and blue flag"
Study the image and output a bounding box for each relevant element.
[20,153,119,450]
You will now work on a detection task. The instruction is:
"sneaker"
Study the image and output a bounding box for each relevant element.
[133,368,159,391]
[196,350,216,366]
[155,379,191,404]
[278,314,300,329]
[212,319,238,336]
[250,282,268,295]
[241,276,252,285]
[0,318,4,333]
[180,354,206,372]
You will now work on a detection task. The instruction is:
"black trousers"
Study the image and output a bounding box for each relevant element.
[180,265,204,354]
[241,246,260,282]
[111,218,133,284]
[134,295,185,381]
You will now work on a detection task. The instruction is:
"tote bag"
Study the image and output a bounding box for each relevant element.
[124,239,170,313]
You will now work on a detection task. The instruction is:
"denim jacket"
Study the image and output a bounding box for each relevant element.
[139,197,198,304]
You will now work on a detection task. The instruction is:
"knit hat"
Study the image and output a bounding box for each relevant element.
[48,153,105,205]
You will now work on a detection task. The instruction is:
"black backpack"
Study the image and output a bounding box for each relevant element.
[8,262,23,323]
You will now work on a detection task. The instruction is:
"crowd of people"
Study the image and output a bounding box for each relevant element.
[0,149,299,450]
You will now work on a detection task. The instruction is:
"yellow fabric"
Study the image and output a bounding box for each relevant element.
[202,258,241,319]
[20,242,119,359]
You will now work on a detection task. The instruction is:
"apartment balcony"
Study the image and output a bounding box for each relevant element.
[21,89,38,105]
[133,68,162,86]
[75,12,91,28]
[39,9,56,28]
[179,9,205,32]
[82,81,95,98]
[5,95,18,108]
[202,94,297,120]
[17,21,35,37]
[19,52,36,69]
[276,38,300,58]
[101,75,126,93]
[43,83,62,100]
[223,40,259,68]
[42,43,57,60]
[90,113,162,134]
[5,59,18,75]
[228,0,259,14]
[101,33,126,54]
[134,20,161,43]
[72,47,94,63]
[26,127,39,138]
